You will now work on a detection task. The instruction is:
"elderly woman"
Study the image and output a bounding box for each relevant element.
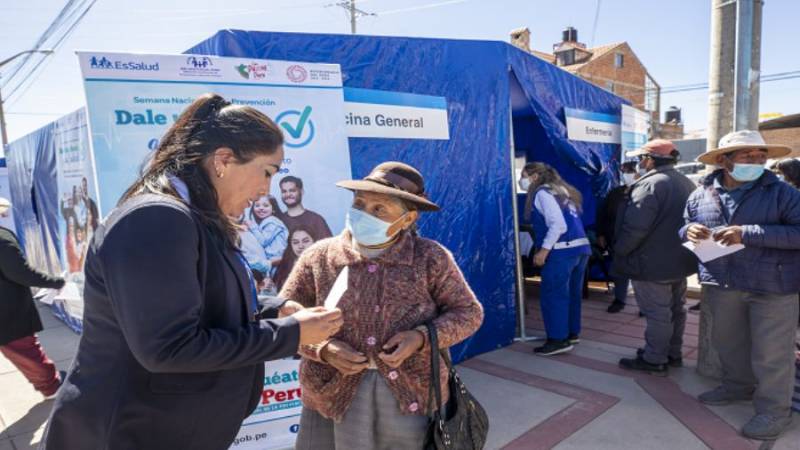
[282,162,484,450]
[42,94,343,450]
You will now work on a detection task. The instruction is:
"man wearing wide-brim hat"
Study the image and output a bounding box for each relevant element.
[681,130,800,440]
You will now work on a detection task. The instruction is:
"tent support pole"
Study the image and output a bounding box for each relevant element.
[507,93,542,343]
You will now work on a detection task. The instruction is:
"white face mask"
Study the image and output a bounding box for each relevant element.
[622,173,637,186]
[518,177,531,192]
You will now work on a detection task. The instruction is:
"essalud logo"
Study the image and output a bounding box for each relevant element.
[88,56,159,72]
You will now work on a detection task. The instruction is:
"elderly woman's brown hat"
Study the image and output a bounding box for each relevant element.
[336,162,440,211]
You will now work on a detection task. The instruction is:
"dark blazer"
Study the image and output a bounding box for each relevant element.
[612,165,698,281]
[0,226,64,345]
[42,194,301,450]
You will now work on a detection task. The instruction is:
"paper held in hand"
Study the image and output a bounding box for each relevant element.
[683,239,744,263]
[324,266,349,310]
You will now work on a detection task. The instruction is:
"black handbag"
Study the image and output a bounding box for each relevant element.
[423,322,489,450]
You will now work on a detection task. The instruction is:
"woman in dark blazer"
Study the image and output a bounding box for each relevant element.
[0,200,65,397]
[42,94,343,450]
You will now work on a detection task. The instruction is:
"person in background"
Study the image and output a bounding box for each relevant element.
[279,176,333,240]
[596,161,638,313]
[613,140,697,376]
[81,177,99,232]
[245,194,289,272]
[776,158,800,189]
[282,162,483,450]
[683,130,800,440]
[273,227,316,291]
[524,162,591,356]
[0,197,66,397]
[42,94,343,450]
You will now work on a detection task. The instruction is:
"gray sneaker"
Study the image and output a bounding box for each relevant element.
[697,386,753,406]
[741,414,793,440]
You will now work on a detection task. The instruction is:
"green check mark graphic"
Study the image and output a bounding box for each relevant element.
[280,106,312,139]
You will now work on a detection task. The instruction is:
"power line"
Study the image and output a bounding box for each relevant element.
[3,0,97,106]
[590,0,602,47]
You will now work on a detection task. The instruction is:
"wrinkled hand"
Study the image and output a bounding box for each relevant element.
[321,339,369,375]
[713,226,744,246]
[294,307,343,346]
[279,300,304,318]
[378,330,425,368]
[533,249,550,267]
[686,223,712,243]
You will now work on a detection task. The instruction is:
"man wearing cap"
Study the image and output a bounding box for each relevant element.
[613,140,698,376]
[0,197,66,397]
[682,130,800,440]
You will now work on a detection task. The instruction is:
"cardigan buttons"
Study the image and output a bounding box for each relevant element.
[408,402,419,412]
[388,371,399,381]
[367,264,378,273]
[366,336,377,346]
[374,305,381,313]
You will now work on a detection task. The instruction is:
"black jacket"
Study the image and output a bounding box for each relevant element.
[612,166,698,281]
[595,185,628,246]
[0,226,64,345]
[42,195,301,450]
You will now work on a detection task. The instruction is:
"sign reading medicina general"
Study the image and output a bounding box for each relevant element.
[78,51,353,450]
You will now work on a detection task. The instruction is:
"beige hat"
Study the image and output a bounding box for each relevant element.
[697,130,793,165]
[0,197,10,214]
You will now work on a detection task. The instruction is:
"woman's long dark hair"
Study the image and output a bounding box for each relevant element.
[120,93,283,248]
[522,162,583,220]
[273,227,314,291]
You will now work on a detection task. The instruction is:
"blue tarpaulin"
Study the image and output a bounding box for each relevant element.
[5,122,62,274]
[188,31,628,361]
[6,31,627,361]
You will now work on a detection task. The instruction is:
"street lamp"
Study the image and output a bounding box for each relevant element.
[0,49,55,147]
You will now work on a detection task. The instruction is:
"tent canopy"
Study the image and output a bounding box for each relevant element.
[5,31,627,362]
[189,30,628,360]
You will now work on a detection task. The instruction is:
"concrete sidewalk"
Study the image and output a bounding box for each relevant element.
[1,293,798,450]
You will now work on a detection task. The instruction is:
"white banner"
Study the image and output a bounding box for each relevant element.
[621,104,651,161]
[79,51,352,450]
[564,107,620,144]
[232,359,302,450]
[344,88,449,140]
[53,110,96,331]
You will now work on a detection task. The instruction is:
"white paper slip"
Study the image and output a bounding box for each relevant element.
[324,266,349,310]
[683,239,744,263]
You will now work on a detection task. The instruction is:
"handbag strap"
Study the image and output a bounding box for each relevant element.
[425,321,443,416]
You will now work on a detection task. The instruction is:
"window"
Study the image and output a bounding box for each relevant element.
[614,53,624,68]
[557,49,575,66]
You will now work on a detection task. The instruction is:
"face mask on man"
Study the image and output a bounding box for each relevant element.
[729,163,765,182]
[622,173,637,186]
[518,177,531,192]
[346,207,406,247]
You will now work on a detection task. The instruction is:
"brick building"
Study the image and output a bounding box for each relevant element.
[511,26,681,139]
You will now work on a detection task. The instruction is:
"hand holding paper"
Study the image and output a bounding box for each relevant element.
[683,238,744,263]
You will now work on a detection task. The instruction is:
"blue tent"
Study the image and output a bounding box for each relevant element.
[188,31,627,361]
[5,31,627,362]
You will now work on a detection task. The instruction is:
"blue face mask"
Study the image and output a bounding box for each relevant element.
[346,207,405,246]
[729,163,765,182]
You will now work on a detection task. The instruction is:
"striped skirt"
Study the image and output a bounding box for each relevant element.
[295,370,429,450]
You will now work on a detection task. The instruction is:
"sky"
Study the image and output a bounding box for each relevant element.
[2,0,800,152]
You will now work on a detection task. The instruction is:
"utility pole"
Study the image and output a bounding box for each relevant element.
[331,1,375,34]
[706,0,762,151]
[0,49,55,148]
